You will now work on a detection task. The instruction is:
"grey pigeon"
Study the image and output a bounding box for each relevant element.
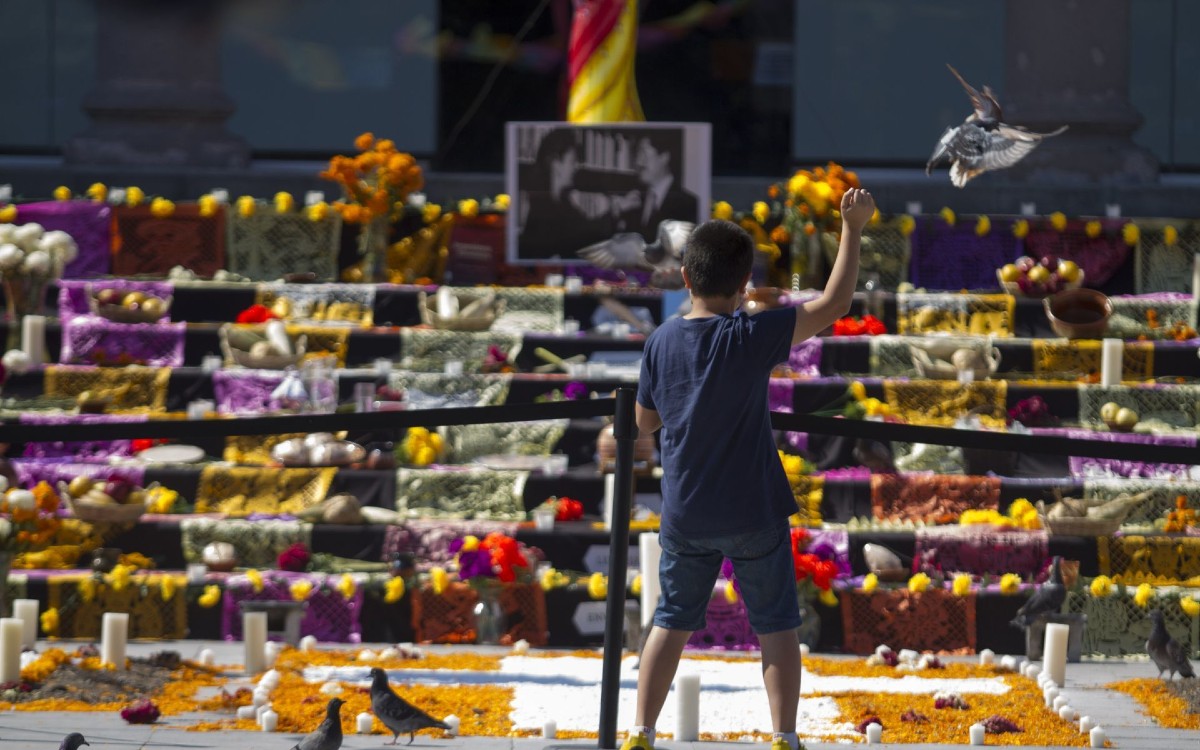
[289,697,344,750]
[60,734,89,750]
[926,64,1067,187]
[370,666,451,745]
[1010,556,1066,629]
[1147,609,1195,680]
[576,220,694,289]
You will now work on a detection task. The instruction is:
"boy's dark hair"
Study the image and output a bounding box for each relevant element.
[682,220,754,298]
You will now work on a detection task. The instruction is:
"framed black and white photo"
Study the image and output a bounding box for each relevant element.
[505,121,711,264]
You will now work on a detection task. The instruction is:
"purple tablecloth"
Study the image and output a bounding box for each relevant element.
[16,201,112,278]
[19,413,148,460]
[908,216,1022,291]
[212,369,288,414]
[59,316,185,367]
[58,279,174,319]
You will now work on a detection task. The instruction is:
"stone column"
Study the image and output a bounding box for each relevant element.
[65,0,249,168]
[1003,0,1157,183]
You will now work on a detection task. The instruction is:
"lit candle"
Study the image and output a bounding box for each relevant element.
[1059,705,1076,721]
[865,722,882,744]
[978,648,995,666]
[1043,623,1069,686]
[443,714,460,736]
[299,635,318,652]
[243,611,268,675]
[261,709,278,732]
[407,192,427,209]
[543,720,557,739]
[638,533,662,629]
[356,712,374,734]
[21,315,46,365]
[0,618,22,683]
[1089,726,1106,748]
[969,723,986,745]
[197,648,215,666]
[1079,715,1095,733]
[12,599,38,649]
[101,612,129,670]
[1100,339,1123,387]
[674,673,701,742]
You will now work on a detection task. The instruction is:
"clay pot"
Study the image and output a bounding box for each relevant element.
[1043,288,1112,339]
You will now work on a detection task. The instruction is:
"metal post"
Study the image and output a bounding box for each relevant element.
[598,387,637,748]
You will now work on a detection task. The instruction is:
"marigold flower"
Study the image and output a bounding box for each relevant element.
[457,199,479,218]
[750,201,769,224]
[245,568,264,593]
[908,573,931,593]
[125,186,145,207]
[1134,582,1153,608]
[423,203,442,223]
[999,573,1021,595]
[198,194,218,218]
[869,207,881,225]
[150,197,175,218]
[1089,575,1112,597]
[974,215,991,237]
[712,201,734,221]
[53,185,72,201]
[1049,212,1067,231]
[337,573,357,600]
[1181,596,1200,618]
[1085,220,1102,239]
[236,195,256,218]
[849,380,868,402]
[1013,218,1030,238]
[384,576,406,603]
[952,574,972,597]
[40,607,58,635]
[898,215,916,237]
[274,191,295,213]
[431,566,449,595]
[198,584,222,608]
[79,576,97,603]
[630,574,642,597]
[0,205,15,223]
[769,225,791,244]
[160,575,177,602]
[290,580,314,602]
[86,183,107,202]
[1164,225,1179,246]
[587,572,607,600]
[306,201,329,222]
[818,588,839,607]
[1123,222,1140,246]
[939,207,956,227]
[862,573,878,593]
[492,194,510,211]
[540,567,559,592]
[355,132,375,151]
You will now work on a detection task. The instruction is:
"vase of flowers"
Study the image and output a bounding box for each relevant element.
[790,528,839,648]
[0,224,78,350]
[0,482,64,617]
[772,163,860,291]
[448,532,535,645]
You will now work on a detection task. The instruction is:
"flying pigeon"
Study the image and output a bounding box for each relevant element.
[1010,556,1066,629]
[576,219,694,290]
[369,667,451,745]
[60,734,89,750]
[289,697,344,750]
[1147,609,1195,680]
[926,64,1067,187]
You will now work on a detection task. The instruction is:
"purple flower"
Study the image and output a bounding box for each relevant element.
[563,381,588,400]
[457,549,495,579]
[982,715,1020,734]
[448,538,465,555]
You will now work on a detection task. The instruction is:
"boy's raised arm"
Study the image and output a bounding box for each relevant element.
[792,187,875,345]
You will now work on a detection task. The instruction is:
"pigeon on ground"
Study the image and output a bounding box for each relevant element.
[926,63,1067,187]
[60,734,89,750]
[1147,609,1196,680]
[1010,556,1066,629]
[370,667,451,745]
[576,220,694,290]
[289,697,344,750]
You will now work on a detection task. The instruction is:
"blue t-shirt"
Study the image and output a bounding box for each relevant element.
[636,307,798,537]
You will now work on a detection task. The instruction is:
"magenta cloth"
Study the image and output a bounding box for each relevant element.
[220,570,364,643]
[59,316,185,367]
[16,201,112,278]
[19,413,148,460]
[212,370,287,414]
[381,519,520,572]
[908,216,1022,291]
[914,525,1049,577]
[1032,427,1195,479]
[1022,219,1130,285]
[57,279,174,319]
[687,583,760,651]
[11,459,145,489]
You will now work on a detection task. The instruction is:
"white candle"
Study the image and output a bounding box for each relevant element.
[259,669,281,689]
[1021,202,1037,216]
[1079,715,1095,733]
[443,714,460,736]
[1193,255,1200,300]
[1053,694,1069,711]
[799,643,810,659]
[299,634,318,652]
[674,673,701,742]
[0,618,22,683]
[256,702,273,723]
[108,187,126,205]
[969,722,986,745]
[12,600,37,649]
[978,648,995,666]
[1043,623,1069,686]
[543,720,557,739]
[261,709,278,732]
[243,611,268,675]
[1100,339,1123,387]
[101,612,129,670]
[0,185,11,203]
[201,354,223,373]
[356,712,374,734]
[236,705,257,720]
[905,201,923,216]
[304,191,325,207]
[210,189,230,204]
[1059,705,1076,721]
[1044,686,1059,706]
[1089,726,1106,748]
[374,358,393,377]
[187,564,207,584]
[565,276,583,293]
[865,722,882,744]
[638,533,662,628]
[252,688,269,707]
[603,473,616,530]
[407,192,427,209]
[264,641,283,668]
[545,273,564,288]
[1105,204,1121,218]
[436,286,459,319]
[21,315,46,365]
[562,318,580,335]
[1000,655,1018,671]
[197,648,215,666]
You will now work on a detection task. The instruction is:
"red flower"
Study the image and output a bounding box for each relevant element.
[236,304,278,324]
[555,497,584,522]
[277,543,311,572]
[120,698,161,724]
[862,314,887,335]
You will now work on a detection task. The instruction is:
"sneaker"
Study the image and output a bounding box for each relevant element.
[769,737,807,750]
[621,731,653,750]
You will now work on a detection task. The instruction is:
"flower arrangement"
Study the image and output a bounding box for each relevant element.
[320,133,424,226]
[774,162,861,238]
[535,496,583,522]
[0,223,78,328]
[278,542,311,573]
[448,533,533,585]
[832,314,886,336]
[1008,395,1059,428]
[535,381,589,403]
[235,304,279,324]
[481,345,515,375]
[399,427,443,466]
[0,481,63,556]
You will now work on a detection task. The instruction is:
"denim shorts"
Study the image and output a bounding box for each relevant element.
[654,521,801,635]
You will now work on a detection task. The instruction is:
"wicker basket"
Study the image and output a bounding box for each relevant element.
[90,296,173,324]
[418,290,504,331]
[910,338,1001,380]
[1038,514,1121,537]
[219,323,308,369]
[68,497,146,523]
[997,268,1085,297]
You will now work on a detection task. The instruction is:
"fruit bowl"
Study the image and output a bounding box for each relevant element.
[90,294,173,324]
[997,256,1084,298]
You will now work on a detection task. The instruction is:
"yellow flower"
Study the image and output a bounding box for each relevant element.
[1123,222,1140,246]
[939,207,956,227]
[125,186,145,207]
[1085,220,1102,239]
[952,574,972,597]
[723,580,739,604]
[423,203,442,223]
[1008,498,1035,519]
[337,573,357,600]
[493,194,510,211]
[306,201,329,222]
[1049,212,1067,231]
[869,208,882,225]
[457,199,479,218]
[849,380,867,402]
[818,588,839,607]
[461,535,480,553]
[198,194,218,218]
[149,197,175,218]
[274,191,295,213]
[40,607,58,635]
[898,215,916,237]
[291,580,314,602]
[1181,596,1200,618]
[384,577,406,603]
[108,564,132,592]
[79,577,97,603]
[198,584,222,608]
[861,573,878,594]
[907,573,931,593]
[86,183,107,202]
[246,568,264,593]
[752,201,769,224]
[1134,582,1153,608]
[630,574,642,597]
[1090,575,1112,597]
[53,185,72,201]
[160,575,177,602]
[355,132,375,151]
[540,567,559,592]
[587,572,607,600]
[999,573,1022,595]
[1013,218,1030,238]
[236,195,256,218]
[431,566,449,595]
[1164,225,1179,246]
[147,487,178,514]
[863,397,889,418]
[711,201,734,221]
[0,205,15,223]
[975,215,991,237]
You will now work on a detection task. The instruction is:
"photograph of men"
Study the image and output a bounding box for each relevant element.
[617,130,699,237]
[516,128,611,261]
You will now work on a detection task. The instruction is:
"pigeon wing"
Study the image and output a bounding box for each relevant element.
[577,234,652,270]
[978,125,1068,172]
[656,220,695,259]
[1166,637,1196,677]
[926,126,959,175]
[947,64,1001,122]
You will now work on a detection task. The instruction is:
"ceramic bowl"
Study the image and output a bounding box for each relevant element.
[1043,288,1112,339]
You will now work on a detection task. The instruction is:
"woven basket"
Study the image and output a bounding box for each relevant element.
[219,324,308,369]
[910,339,1001,380]
[90,296,173,324]
[1038,514,1121,537]
[418,290,504,331]
[68,497,146,523]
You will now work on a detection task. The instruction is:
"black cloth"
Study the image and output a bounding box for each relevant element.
[618,180,699,238]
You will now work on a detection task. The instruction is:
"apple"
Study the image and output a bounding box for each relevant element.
[999,264,1022,283]
[122,291,147,308]
[96,288,122,307]
[1027,265,1051,284]
[1057,259,1081,283]
[1039,255,1059,270]
[140,297,165,319]
[1099,402,1121,424]
[1015,256,1037,273]
[1114,407,1139,430]
[68,476,94,497]
[104,479,133,504]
